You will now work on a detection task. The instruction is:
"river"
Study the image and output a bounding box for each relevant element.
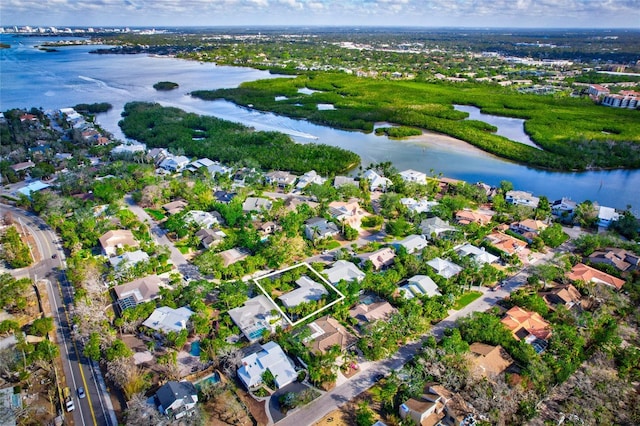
[1,34,638,212]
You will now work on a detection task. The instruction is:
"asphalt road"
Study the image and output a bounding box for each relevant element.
[274,269,530,426]
[1,205,115,426]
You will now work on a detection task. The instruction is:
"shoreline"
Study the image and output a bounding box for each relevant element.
[403,130,497,157]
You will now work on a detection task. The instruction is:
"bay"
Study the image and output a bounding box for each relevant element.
[1,34,638,213]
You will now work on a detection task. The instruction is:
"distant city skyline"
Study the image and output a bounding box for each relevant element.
[1,0,639,29]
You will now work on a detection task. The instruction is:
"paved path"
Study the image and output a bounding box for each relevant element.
[274,272,529,426]
[124,195,201,280]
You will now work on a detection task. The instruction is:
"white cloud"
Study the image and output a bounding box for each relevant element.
[1,0,638,27]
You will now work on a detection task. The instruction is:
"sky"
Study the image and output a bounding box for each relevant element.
[1,0,639,29]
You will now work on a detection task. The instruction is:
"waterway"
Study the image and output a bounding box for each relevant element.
[1,34,638,212]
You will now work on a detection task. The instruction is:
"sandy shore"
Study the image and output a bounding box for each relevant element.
[403,130,496,157]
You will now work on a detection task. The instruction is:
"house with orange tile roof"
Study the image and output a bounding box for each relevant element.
[485,232,528,256]
[455,210,492,226]
[566,263,625,291]
[357,247,396,270]
[328,199,369,229]
[501,306,552,349]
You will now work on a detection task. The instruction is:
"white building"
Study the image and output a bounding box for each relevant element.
[237,341,297,389]
[598,206,620,228]
[400,275,441,299]
[277,276,328,308]
[505,190,540,208]
[142,306,194,334]
[323,260,366,284]
[399,169,428,184]
[296,170,327,189]
[426,257,462,279]
[362,169,392,191]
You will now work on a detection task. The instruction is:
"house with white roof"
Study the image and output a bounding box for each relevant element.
[362,169,392,191]
[505,190,540,208]
[111,143,146,156]
[304,217,340,241]
[160,155,190,172]
[426,257,463,279]
[392,234,428,254]
[183,210,219,229]
[420,217,457,240]
[278,276,328,308]
[400,275,441,299]
[456,243,499,265]
[399,169,428,184]
[109,249,150,271]
[242,197,273,213]
[597,206,620,228]
[296,170,327,189]
[237,341,297,389]
[401,198,439,214]
[333,176,358,188]
[265,171,297,187]
[228,295,281,342]
[186,158,215,172]
[142,306,194,334]
[323,260,366,284]
[551,197,577,217]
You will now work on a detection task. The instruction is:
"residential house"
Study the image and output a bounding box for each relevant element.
[206,162,233,177]
[142,306,194,334]
[333,175,358,189]
[358,247,396,270]
[511,219,548,237]
[99,230,139,256]
[362,169,392,191]
[304,217,340,241]
[475,182,497,199]
[323,260,366,284]
[277,276,328,308]
[456,243,498,265]
[588,84,609,97]
[218,248,250,267]
[265,170,297,188]
[602,90,640,109]
[159,155,190,172]
[0,386,22,426]
[183,210,219,229]
[16,180,50,198]
[551,197,577,217]
[349,299,397,323]
[238,341,297,389]
[162,200,188,216]
[400,275,441,299]
[186,158,215,172]
[501,306,552,352]
[505,190,540,208]
[304,315,356,354]
[399,169,428,184]
[109,249,149,271]
[242,197,272,213]
[148,148,170,164]
[328,200,368,229]
[542,284,582,310]
[484,232,528,256]
[420,217,456,240]
[111,143,146,156]
[153,381,198,420]
[195,228,226,249]
[228,295,281,342]
[455,210,492,226]
[589,248,639,272]
[566,263,625,291]
[113,275,162,311]
[400,384,477,426]
[426,257,462,279]
[9,161,35,173]
[468,343,512,378]
[392,234,428,254]
[213,190,236,204]
[401,198,439,215]
[597,206,620,228]
[295,170,326,190]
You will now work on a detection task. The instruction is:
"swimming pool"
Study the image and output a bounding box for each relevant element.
[190,341,201,357]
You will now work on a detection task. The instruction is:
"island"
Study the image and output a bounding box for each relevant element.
[153,81,179,91]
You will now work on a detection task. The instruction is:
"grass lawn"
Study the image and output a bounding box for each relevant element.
[144,208,165,221]
[453,291,483,310]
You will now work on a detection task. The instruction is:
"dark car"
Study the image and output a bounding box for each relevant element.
[77,387,85,399]
[373,373,385,382]
[52,254,57,259]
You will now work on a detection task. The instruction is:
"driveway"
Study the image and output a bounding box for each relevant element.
[269,381,311,423]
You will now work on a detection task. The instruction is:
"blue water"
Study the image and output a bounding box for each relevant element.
[1,34,639,212]
[190,341,201,357]
[248,327,267,340]
[196,372,221,387]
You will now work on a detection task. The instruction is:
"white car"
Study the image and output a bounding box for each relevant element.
[65,398,75,412]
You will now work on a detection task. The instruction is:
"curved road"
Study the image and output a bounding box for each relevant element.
[1,205,116,426]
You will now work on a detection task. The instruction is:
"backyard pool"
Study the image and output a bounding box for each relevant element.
[190,341,201,357]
